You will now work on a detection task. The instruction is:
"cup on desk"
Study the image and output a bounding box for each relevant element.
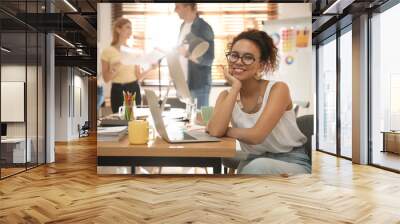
[128,120,149,144]
[201,106,214,126]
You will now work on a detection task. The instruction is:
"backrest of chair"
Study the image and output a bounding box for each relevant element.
[296,115,314,159]
[82,121,90,129]
[293,104,300,116]
[166,97,186,109]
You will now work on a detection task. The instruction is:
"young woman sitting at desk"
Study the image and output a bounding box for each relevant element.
[207,29,310,175]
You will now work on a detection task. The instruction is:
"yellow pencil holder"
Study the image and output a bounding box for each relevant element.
[128,120,149,145]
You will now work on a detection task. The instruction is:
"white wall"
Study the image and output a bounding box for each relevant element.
[54,67,89,141]
[72,74,89,138]
[1,65,26,137]
[1,65,28,137]
[98,3,112,99]
[55,67,68,141]
[265,4,313,116]
[278,3,312,20]
[263,17,313,116]
[1,64,46,163]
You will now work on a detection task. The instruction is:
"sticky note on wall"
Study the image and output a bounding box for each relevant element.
[296,28,310,48]
[281,28,295,53]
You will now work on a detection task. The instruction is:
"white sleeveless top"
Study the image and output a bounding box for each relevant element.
[231,81,307,155]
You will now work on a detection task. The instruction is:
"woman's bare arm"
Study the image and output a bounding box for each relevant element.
[136,64,157,81]
[207,88,240,137]
[102,60,119,83]
[207,66,242,137]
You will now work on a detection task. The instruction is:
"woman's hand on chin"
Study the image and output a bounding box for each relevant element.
[221,65,241,91]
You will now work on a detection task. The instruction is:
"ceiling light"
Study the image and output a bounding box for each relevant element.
[63,0,78,12]
[54,34,75,48]
[1,47,11,53]
[77,67,93,76]
[323,0,355,15]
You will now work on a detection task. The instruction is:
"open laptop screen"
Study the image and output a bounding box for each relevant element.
[165,52,193,104]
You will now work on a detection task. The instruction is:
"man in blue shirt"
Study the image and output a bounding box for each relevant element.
[175,3,215,109]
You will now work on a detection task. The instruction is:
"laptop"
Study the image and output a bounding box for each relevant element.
[144,89,220,143]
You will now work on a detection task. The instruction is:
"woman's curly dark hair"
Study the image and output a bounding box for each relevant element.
[227,29,279,73]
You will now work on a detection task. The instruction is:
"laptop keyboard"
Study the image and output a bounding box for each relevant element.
[183,132,196,140]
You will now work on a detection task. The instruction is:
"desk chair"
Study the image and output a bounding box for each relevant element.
[221,115,314,174]
[78,121,90,138]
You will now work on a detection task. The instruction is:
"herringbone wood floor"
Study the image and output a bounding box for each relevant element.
[1,135,400,223]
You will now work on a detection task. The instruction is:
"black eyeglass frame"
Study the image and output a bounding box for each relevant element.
[225,51,259,65]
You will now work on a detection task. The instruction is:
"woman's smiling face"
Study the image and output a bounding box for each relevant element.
[228,39,265,81]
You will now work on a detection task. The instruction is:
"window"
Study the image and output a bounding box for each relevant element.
[390,74,400,130]
[370,2,400,171]
[317,36,337,155]
[339,28,352,158]
[113,3,274,83]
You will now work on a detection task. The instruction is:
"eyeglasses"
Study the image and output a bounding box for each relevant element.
[225,52,257,65]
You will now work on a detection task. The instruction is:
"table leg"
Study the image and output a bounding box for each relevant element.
[131,165,136,175]
[213,164,221,174]
[98,156,223,175]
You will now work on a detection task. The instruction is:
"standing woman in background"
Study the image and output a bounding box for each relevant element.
[101,17,152,113]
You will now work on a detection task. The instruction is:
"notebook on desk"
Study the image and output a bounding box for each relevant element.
[100,119,128,127]
[145,89,220,143]
[97,126,127,141]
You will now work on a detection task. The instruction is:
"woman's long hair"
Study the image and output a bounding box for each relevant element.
[111,17,131,46]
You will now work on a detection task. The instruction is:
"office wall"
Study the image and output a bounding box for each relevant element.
[72,73,89,138]
[1,65,36,138]
[1,64,45,167]
[55,67,69,141]
[263,17,313,116]
[55,67,89,141]
[1,82,24,122]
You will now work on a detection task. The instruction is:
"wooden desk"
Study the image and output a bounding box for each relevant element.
[97,135,236,174]
[1,138,32,166]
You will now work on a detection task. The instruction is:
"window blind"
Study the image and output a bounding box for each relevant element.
[111,3,277,83]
